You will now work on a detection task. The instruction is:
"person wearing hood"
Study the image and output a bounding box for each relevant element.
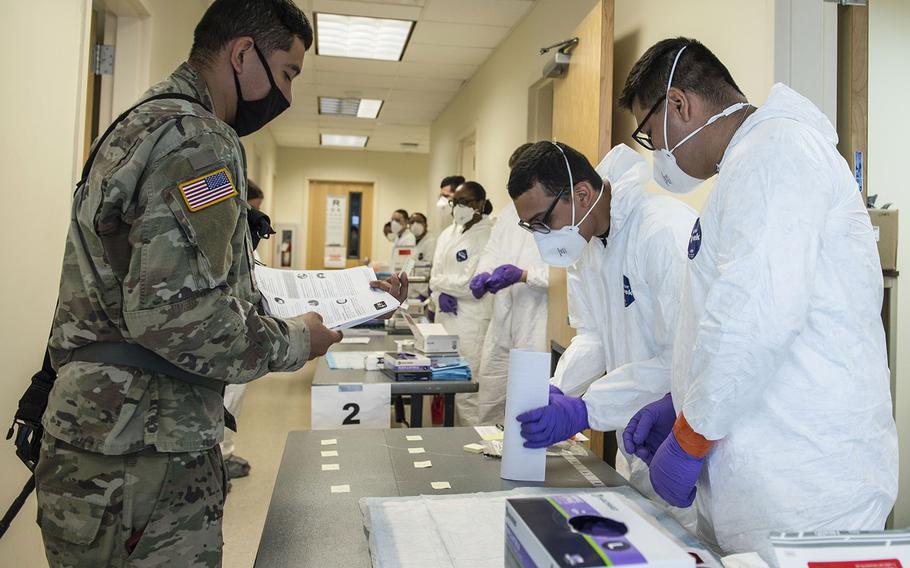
[388,208,416,271]
[430,181,495,425]
[509,141,697,529]
[619,37,896,561]
[469,143,550,426]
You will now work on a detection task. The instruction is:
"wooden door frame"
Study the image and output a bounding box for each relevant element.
[306,180,375,270]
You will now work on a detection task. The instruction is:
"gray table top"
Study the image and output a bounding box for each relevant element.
[254,428,629,568]
[312,333,479,395]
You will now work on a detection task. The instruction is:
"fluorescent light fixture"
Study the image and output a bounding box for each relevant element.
[356,98,383,119]
[321,134,369,148]
[315,13,415,61]
[318,97,383,119]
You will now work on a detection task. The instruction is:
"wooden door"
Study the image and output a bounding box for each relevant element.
[549,0,614,458]
[306,180,374,270]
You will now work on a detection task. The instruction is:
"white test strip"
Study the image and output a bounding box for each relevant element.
[321,450,339,458]
[430,481,451,490]
[563,454,606,487]
[321,439,338,446]
[321,463,340,471]
[413,460,432,469]
[463,443,484,454]
[406,435,423,441]
[330,484,350,493]
[408,447,426,454]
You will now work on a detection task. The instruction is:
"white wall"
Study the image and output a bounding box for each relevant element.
[0,2,92,565]
[612,0,776,211]
[273,147,430,267]
[868,0,910,528]
[427,0,599,231]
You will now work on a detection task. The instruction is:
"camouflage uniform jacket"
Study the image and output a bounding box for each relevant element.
[44,63,310,455]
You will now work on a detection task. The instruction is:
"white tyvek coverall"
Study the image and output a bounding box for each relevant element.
[551,145,697,529]
[673,84,897,561]
[390,228,416,271]
[430,216,494,425]
[474,202,549,425]
[410,231,438,299]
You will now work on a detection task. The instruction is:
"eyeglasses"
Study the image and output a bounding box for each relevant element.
[631,96,665,151]
[517,184,568,234]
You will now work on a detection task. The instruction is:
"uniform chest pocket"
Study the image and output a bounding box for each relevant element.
[165,185,240,287]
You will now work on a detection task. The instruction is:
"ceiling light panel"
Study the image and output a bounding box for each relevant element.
[316,13,415,62]
[318,97,383,119]
[321,134,369,148]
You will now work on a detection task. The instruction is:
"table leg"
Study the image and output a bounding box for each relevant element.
[410,395,423,428]
[443,394,455,427]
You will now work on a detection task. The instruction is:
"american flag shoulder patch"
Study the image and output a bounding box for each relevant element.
[178,167,238,212]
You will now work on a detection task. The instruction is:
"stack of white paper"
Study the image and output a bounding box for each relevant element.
[500,349,550,482]
[255,265,399,329]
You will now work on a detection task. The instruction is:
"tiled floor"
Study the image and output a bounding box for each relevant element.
[222,363,315,568]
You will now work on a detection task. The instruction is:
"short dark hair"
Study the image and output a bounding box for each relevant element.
[440,176,466,190]
[618,37,743,112]
[247,180,264,201]
[383,221,392,233]
[190,0,313,67]
[459,181,493,215]
[393,209,409,220]
[508,141,602,200]
[508,143,534,169]
[410,212,427,224]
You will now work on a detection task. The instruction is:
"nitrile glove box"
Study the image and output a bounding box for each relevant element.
[403,312,460,354]
[505,493,695,568]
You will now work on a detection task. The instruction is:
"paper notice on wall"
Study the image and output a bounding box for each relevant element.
[256,265,399,329]
[325,194,347,246]
[500,349,550,482]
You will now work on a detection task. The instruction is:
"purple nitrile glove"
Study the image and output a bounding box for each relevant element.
[649,431,704,508]
[486,264,524,294]
[469,273,492,299]
[517,392,589,449]
[549,384,563,396]
[622,393,675,465]
[438,293,458,314]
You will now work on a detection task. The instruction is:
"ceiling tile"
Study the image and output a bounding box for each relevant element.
[410,21,512,48]
[402,43,493,66]
[420,0,533,27]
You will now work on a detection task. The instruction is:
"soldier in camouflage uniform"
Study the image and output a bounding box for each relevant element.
[34,1,407,566]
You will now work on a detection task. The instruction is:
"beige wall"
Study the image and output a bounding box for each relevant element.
[612,0,776,211]
[0,2,92,564]
[869,0,910,527]
[427,0,599,231]
[146,0,207,85]
[273,147,430,268]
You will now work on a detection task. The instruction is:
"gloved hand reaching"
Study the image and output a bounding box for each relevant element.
[517,391,589,449]
[486,264,525,294]
[649,415,712,508]
[622,393,675,465]
[438,293,458,314]
[469,273,492,299]
[549,384,563,396]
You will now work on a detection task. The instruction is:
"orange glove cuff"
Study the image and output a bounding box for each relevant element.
[673,413,714,458]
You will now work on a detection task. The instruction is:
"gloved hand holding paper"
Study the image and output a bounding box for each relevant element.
[500,349,551,482]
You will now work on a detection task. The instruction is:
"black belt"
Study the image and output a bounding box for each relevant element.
[70,342,237,431]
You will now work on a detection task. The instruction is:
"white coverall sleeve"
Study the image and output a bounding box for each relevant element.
[682,146,827,440]
[551,269,606,397]
[475,218,505,276]
[525,263,549,290]
[583,224,688,432]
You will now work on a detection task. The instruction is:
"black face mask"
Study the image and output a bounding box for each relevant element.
[232,45,290,137]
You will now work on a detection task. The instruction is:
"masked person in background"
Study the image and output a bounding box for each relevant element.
[619,38,896,561]
[428,176,465,318]
[408,212,436,300]
[469,143,549,425]
[388,209,416,272]
[383,221,394,243]
[509,141,697,528]
[430,182,495,425]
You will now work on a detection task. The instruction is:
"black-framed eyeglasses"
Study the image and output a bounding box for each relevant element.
[631,96,665,151]
[448,197,475,208]
[517,184,568,234]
